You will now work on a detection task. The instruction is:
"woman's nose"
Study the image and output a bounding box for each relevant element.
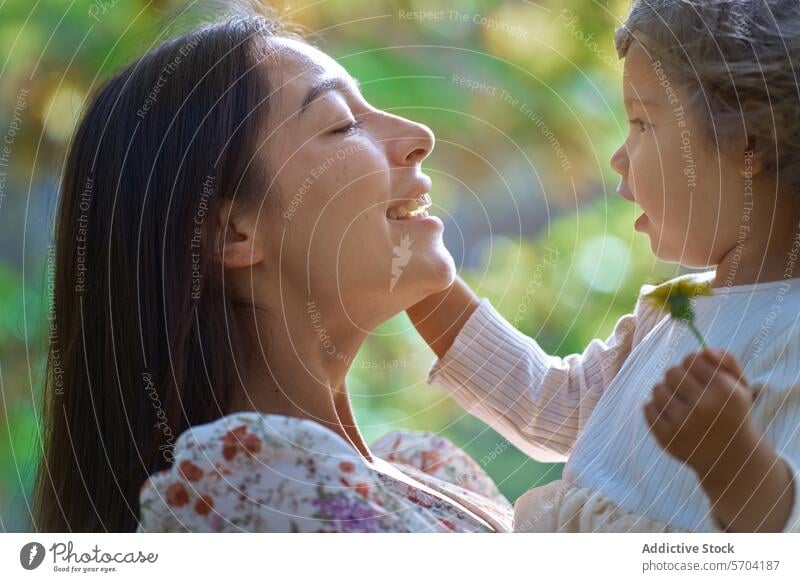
[386,117,435,166]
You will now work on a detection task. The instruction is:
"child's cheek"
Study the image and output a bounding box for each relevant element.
[628,142,662,215]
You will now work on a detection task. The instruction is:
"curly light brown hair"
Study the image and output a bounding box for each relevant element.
[615,0,800,194]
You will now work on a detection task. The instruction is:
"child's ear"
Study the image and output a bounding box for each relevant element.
[739,136,766,177]
[214,198,265,269]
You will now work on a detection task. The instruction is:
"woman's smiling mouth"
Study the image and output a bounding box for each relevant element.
[386,193,432,220]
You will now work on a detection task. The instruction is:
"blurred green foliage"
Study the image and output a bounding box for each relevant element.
[0,0,682,531]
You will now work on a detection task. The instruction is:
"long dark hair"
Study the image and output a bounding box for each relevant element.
[33,14,283,532]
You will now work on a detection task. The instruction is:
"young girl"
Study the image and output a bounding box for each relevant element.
[408,0,800,532]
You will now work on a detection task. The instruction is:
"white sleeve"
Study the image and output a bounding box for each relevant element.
[427,297,647,462]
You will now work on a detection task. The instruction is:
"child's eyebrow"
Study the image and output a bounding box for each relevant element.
[624,97,662,110]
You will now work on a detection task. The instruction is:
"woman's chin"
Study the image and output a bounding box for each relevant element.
[432,251,457,289]
[403,250,457,298]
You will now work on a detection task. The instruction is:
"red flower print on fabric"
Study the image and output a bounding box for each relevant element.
[195,495,215,516]
[221,425,262,461]
[178,460,204,482]
[166,483,189,507]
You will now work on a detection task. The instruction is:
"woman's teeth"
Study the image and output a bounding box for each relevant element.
[386,194,432,220]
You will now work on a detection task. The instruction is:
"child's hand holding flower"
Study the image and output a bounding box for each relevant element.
[644,348,758,480]
[641,278,760,478]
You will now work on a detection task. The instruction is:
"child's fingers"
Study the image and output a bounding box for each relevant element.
[684,351,721,384]
[650,382,669,409]
[651,382,686,416]
[663,394,692,424]
[643,401,673,444]
[661,366,705,404]
[703,348,746,382]
[664,364,692,389]
[645,389,681,425]
[667,371,707,404]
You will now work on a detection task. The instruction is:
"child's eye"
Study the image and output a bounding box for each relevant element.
[331,119,363,136]
[628,118,649,133]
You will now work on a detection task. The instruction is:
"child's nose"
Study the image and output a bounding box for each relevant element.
[609,143,628,176]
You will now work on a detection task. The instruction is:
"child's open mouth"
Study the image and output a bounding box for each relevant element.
[386,193,432,220]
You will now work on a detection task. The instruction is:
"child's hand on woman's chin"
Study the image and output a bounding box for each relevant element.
[643,348,760,481]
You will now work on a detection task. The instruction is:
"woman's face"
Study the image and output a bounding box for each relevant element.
[254,38,454,326]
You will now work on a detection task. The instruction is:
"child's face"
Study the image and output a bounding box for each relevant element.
[610,41,745,268]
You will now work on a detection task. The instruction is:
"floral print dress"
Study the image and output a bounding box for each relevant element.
[137,412,513,532]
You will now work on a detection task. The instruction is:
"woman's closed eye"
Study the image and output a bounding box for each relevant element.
[330,118,363,136]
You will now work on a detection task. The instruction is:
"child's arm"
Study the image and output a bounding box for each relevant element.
[645,349,796,532]
[407,275,641,462]
[406,276,481,358]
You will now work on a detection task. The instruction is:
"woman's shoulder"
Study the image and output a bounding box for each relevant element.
[158,411,373,492]
[138,413,405,532]
[138,414,509,532]
[171,411,358,461]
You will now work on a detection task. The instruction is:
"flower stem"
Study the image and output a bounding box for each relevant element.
[687,320,707,348]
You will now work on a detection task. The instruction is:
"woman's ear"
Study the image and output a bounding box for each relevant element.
[214,198,265,269]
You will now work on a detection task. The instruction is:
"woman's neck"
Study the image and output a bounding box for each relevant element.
[228,291,375,461]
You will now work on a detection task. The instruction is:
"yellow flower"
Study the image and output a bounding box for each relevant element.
[643,278,713,347]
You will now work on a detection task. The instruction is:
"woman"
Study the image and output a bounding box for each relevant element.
[34,12,512,532]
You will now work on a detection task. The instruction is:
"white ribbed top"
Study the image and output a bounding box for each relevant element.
[428,269,800,532]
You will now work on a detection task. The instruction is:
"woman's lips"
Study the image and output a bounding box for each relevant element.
[634,212,649,231]
[386,192,432,220]
[388,212,443,229]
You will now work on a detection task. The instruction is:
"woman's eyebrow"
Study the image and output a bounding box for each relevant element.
[300,76,361,114]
